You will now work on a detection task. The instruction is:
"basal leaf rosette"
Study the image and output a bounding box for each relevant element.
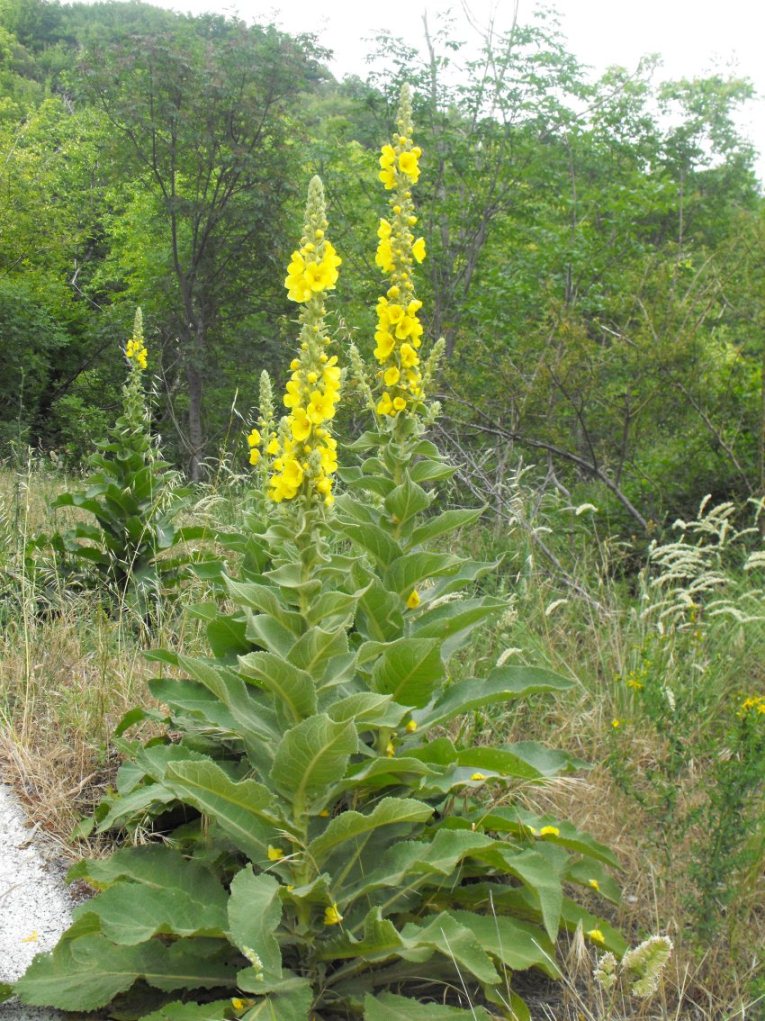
[258,176,342,509]
[374,85,427,423]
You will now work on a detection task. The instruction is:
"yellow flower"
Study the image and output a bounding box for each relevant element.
[324,903,344,926]
[398,150,420,181]
[539,825,559,838]
[376,392,394,417]
[406,589,420,609]
[405,719,418,733]
[611,719,622,729]
[290,408,311,442]
[400,342,419,368]
[588,878,600,892]
[267,845,285,861]
[247,428,261,448]
[249,448,261,466]
[384,365,401,387]
[587,928,606,944]
[412,236,426,263]
[470,772,487,782]
[392,396,407,412]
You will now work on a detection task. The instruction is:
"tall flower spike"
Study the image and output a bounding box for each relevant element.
[267,177,341,508]
[374,84,427,421]
[125,307,148,371]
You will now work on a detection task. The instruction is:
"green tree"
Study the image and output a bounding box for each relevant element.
[80,14,327,478]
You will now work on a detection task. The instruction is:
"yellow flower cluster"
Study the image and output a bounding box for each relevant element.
[269,352,340,505]
[285,237,341,303]
[264,176,342,508]
[739,694,765,717]
[125,336,148,371]
[374,86,427,419]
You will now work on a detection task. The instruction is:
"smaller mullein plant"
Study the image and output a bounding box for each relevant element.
[43,311,198,616]
[12,117,624,1021]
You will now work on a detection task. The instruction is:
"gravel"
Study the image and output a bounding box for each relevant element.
[0,782,73,1020]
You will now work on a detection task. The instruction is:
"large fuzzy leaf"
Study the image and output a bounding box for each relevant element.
[238,651,317,721]
[224,577,303,633]
[241,979,313,1020]
[228,868,282,980]
[370,637,445,708]
[72,877,227,945]
[400,913,500,985]
[409,507,484,546]
[164,760,287,858]
[308,797,433,866]
[141,1001,236,1020]
[270,714,357,811]
[15,934,234,1011]
[364,994,495,1020]
[415,664,573,730]
[448,910,560,977]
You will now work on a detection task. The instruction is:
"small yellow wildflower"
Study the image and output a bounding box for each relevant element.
[324,903,343,926]
[406,589,421,609]
[611,719,622,729]
[539,825,560,838]
[588,879,600,892]
[405,719,418,733]
[385,740,396,757]
[587,928,606,945]
[470,772,487,782]
[267,845,285,862]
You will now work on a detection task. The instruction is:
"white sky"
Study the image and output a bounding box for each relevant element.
[71,0,765,178]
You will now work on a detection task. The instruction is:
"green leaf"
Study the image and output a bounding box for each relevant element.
[225,578,303,633]
[270,714,357,812]
[400,913,500,985]
[502,846,564,942]
[304,588,366,626]
[371,638,445,708]
[207,614,249,661]
[238,651,317,721]
[325,693,407,728]
[340,522,403,568]
[505,740,587,776]
[287,627,349,676]
[448,910,560,977]
[72,868,228,945]
[165,760,284,859]
[228,868,282,980]
[175,654,280,745]
[384,476,432,527]
[241,979,312,1020]
[412,597,505,658]
[416,665,573,730]
[355,580,404,642]
[409,507,484,546]
[141,1001,236,1021]
[0,983,12,1003]
[149,677,238,733]
[245,613,297,657]
[385,552,459,595]
[15,935,235,1011]
[364,992,492,1019]
[455,746,542,781]
[309,797,433,865]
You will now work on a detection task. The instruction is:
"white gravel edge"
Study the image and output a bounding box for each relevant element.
[0,783,73,1020]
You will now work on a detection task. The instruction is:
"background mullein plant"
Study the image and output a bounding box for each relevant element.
[32,310,202,619]
[12,91,626,1021]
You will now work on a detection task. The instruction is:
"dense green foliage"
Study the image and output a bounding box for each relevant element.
[0,0,762,522]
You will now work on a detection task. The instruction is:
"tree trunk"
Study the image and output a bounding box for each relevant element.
[185,317,205,482]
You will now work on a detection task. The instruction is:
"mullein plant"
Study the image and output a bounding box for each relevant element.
[43,310,195,617]
[12,106,625,1021]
